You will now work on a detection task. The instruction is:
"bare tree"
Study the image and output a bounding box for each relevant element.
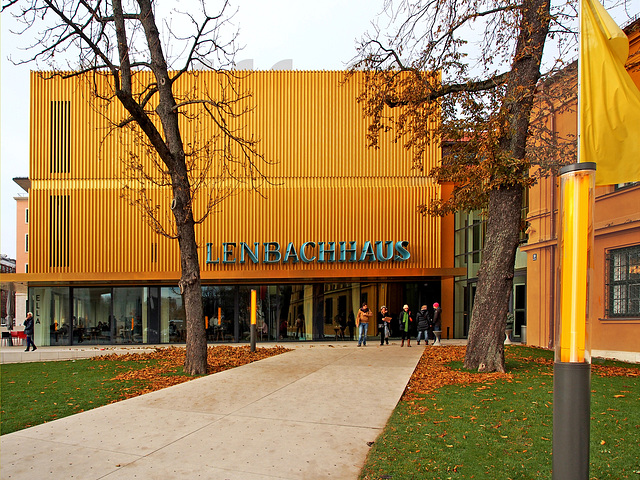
[351,0,592,371]
[3,0,269,374]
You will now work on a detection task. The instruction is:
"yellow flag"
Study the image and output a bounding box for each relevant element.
[580,0,640,185]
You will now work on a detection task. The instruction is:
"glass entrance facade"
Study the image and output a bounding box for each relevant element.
[28,280,442,346]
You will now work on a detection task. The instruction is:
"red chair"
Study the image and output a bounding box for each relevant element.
[11,331,26,346]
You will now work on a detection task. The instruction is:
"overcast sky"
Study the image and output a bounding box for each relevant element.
[1,0,637,259]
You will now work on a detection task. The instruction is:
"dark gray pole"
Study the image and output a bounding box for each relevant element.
[250,323,256,352]
[552,362,591,480]
[250,289,257,352]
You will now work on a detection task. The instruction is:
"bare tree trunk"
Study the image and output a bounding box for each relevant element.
[464,186,522,372]
[177,219,206,375]
[137,0,207,375]
[464,0,550,371]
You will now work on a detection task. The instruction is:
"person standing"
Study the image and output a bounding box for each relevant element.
[356,303,373,347]
[398,304,413,347]
[432,302,442,345]
[378,306,392,345]
[23,312,37,352]
[416,305,430,345]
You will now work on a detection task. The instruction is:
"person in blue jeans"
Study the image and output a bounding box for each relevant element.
[416,305,431,345]
[356,303,373,346]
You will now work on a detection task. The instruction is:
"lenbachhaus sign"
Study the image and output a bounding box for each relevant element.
[206,241,411,265]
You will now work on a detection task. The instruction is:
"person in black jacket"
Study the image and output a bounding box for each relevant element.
[23,312,37,352]
[432,302,442,345]
[378,306,392,345]
[416,305,431,345]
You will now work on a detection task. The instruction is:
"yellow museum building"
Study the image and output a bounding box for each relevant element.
[6,70,460,346]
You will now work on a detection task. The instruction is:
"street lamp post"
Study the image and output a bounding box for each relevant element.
[553,162,595,480]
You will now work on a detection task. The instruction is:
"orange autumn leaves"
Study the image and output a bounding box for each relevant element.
[403,346,512,401]
[403,346,638,401]
[93,345,290,401]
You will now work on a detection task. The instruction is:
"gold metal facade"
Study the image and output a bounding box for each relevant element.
[28,71,445,283]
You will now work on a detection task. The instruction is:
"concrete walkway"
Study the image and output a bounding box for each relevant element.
[0,341,451,480]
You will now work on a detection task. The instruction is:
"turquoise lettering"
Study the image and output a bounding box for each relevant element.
[240,242,259,264]
[300,242,316,263]
[284,242,300,263]
[339,241,358,262]
[222,242,236,264]
[206,243,220,264]
[318,242,335,262]
[359,241,377,262]
[394,241,411,261]
[263,242,281,263]
[375,241,394,262]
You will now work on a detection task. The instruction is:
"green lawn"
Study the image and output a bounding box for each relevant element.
[360,347,640,480]
[1,358,161,435]
[1,345,286,436]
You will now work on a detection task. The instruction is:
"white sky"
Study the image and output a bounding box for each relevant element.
[0,0,637,258]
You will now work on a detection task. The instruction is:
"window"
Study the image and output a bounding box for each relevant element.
[614,182,639,191]
[49,195,70,267]
[25,264,29,273]
[25,208,29,224]
[606,245,640,318]
[25,233,29,253]
[50,100,71,173]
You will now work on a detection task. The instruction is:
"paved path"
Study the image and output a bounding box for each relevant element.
[0,341,443,480]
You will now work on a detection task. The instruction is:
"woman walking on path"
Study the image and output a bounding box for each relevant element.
[398,304,413,347]
[23,312,37,352]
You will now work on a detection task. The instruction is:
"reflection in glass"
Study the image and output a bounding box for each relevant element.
[113,288,146,344]
[29,287,70,346]
[202,286,235,342]
[74,288,111,344]
[161,287,185,343]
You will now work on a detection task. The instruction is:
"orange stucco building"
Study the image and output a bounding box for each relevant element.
[522,19,640,361]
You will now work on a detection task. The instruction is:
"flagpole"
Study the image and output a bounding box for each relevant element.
[577,0,583,164]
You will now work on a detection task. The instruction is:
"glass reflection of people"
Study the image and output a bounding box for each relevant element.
[295,313,305,339]
[339,313,347,338]
[334,313,345,340]
[279,318,288,339]
[347,311,355,340]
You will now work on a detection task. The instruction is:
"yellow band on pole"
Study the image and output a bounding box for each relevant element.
[557,164,594,364]
[251,289,257,325]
